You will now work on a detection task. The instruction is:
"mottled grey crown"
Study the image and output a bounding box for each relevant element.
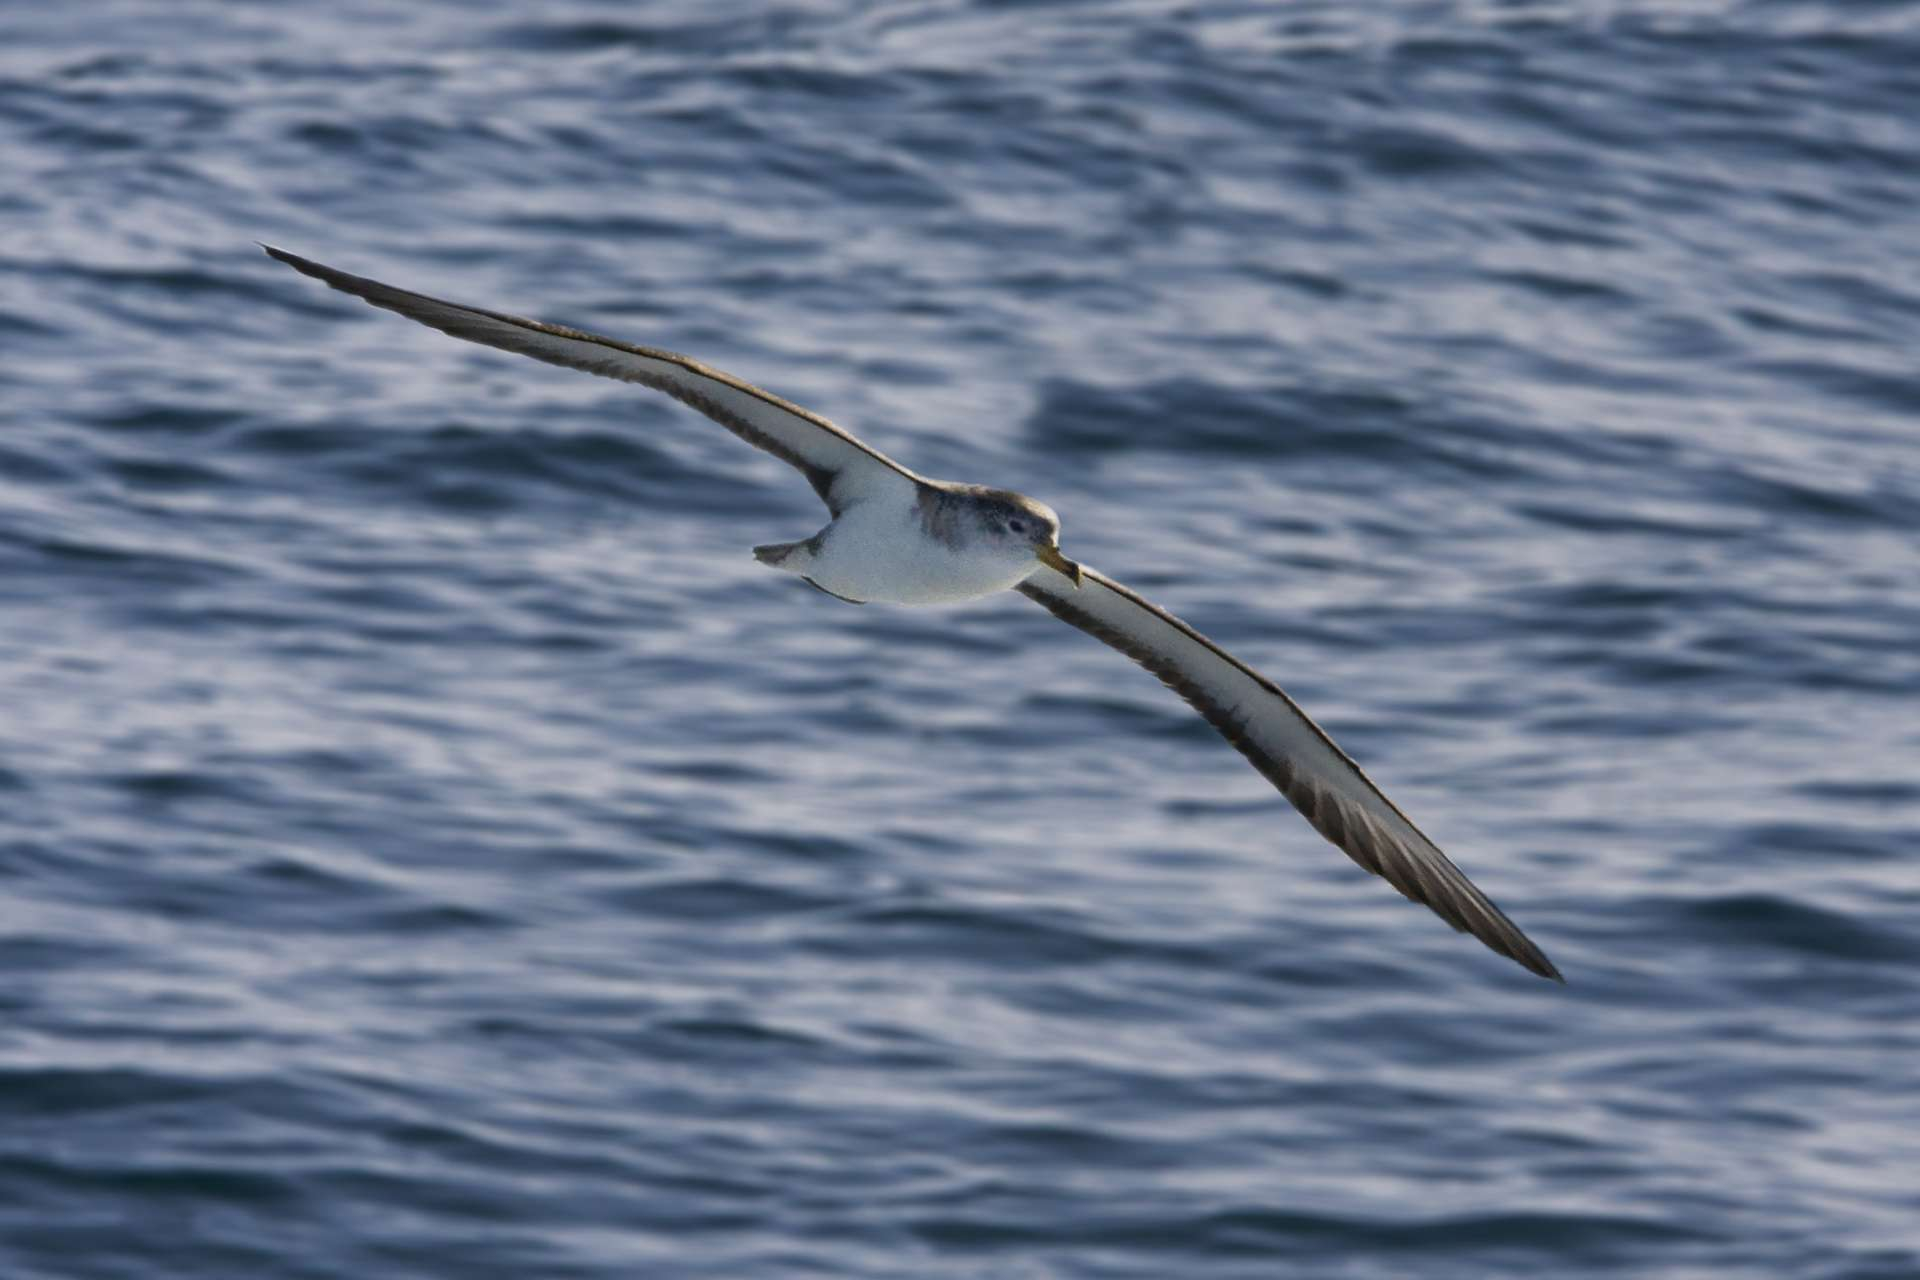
[917,483,1060,547]
[961,486,1060,535]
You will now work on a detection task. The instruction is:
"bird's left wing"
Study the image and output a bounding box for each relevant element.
[261,246,918,516]
[1017,564,1561,981]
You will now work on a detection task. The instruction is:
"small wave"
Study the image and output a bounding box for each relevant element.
[1677,893,1917,964]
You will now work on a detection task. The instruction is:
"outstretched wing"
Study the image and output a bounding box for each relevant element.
[1018,564,1561,981]
[261,246,918,516]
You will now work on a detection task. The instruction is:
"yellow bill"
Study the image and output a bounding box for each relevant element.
[1036,544,1084,587]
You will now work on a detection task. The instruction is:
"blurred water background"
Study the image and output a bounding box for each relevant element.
[3,2,1919,1276]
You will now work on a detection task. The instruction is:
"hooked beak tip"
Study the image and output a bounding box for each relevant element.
[1036,544,1084,587]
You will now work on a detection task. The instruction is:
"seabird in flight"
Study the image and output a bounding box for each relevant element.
[262,245,1562,982]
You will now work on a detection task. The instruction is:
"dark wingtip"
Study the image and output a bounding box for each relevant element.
[259,243,325,278]
[1512,940,1565,983]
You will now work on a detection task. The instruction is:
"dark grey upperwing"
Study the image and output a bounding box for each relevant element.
[262,246,919,516]
[1018,565,1561,981]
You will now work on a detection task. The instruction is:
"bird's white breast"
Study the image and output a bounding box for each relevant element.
[805,493,1032,605]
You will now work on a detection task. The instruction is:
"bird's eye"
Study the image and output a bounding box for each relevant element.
[1008,518,1027,535]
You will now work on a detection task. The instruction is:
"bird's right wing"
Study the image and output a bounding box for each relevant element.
[1018,564,1560,981]
[262,246,919,516]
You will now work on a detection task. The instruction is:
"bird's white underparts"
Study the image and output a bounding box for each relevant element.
[262,244,1563,983]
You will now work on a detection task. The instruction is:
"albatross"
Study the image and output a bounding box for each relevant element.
[262,245,1562,982]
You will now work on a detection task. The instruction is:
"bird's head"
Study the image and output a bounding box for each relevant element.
[970,489,1083,587]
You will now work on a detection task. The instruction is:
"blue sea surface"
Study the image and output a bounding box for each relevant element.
[4,2,1919,1276]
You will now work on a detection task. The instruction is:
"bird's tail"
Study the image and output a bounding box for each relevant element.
[752,540,811,570]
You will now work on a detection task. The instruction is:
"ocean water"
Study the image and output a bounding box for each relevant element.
[3,1,1918,1276]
